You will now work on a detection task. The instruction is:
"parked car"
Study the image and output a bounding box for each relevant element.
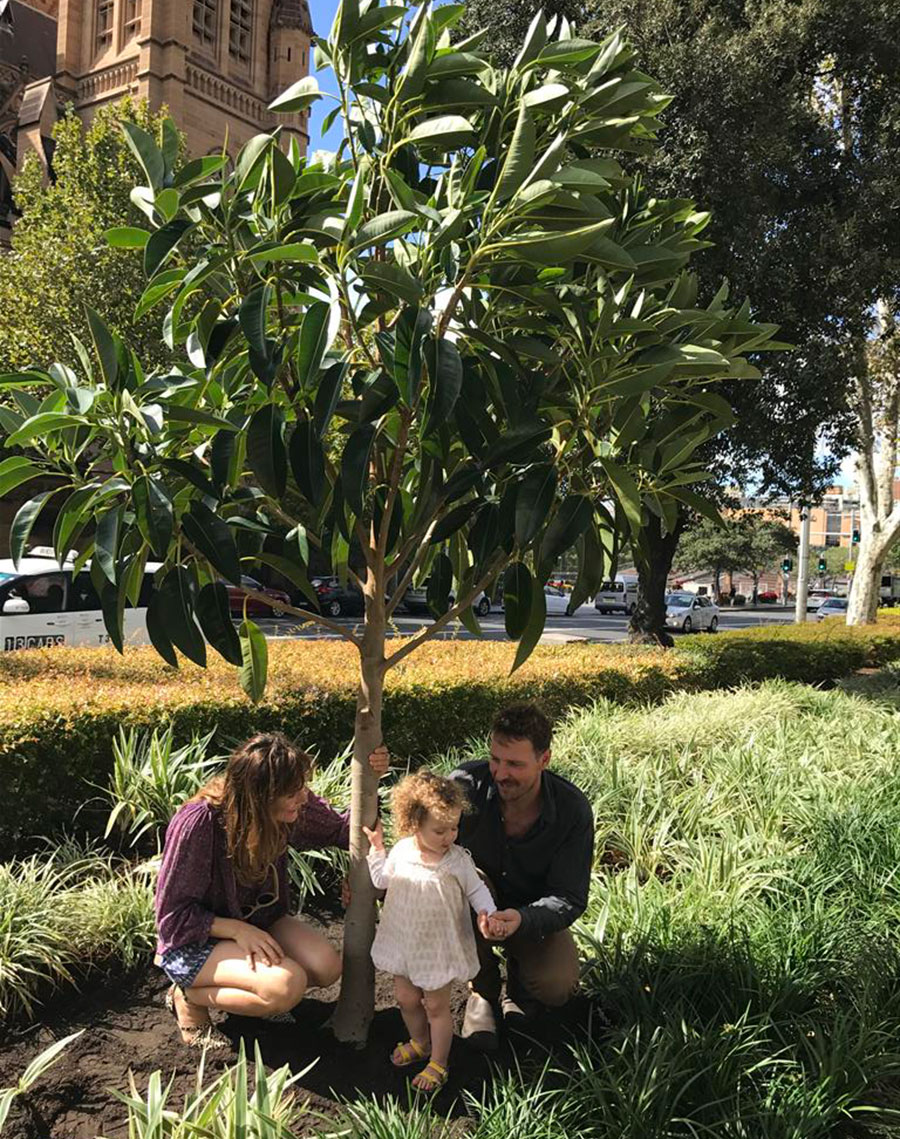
[807,588,834,610]
[815,597,849,621]
[302,576,365,618]
[758,591,779,603]
[544,585,589,616]
[665,591,719,633]
[400,580,496,616]
[595,579,639,615]
[226,576,291,618]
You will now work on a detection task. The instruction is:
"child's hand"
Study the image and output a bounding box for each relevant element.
[368,745,390,778]
[362,819,385,852]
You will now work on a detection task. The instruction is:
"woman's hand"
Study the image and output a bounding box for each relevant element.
[368,745,390,778]
[232,921,284,970]
[362,819,385,853]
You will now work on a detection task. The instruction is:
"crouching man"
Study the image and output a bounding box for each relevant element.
[451,703,594,1050]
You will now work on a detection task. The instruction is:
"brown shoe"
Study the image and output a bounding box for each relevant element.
[165,985,229,1049]
[460,992,499,1053]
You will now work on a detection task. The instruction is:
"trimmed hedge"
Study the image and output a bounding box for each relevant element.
[3,616,900,857]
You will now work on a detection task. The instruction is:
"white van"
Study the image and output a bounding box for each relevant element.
[595,578,640,615]
[0,550,156,651]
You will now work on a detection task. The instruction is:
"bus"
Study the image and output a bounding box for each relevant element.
[0,549,158,651]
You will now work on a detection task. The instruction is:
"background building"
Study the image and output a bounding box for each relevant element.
[1,0,312,246]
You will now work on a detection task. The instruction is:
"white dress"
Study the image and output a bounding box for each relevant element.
[367,837,496,991]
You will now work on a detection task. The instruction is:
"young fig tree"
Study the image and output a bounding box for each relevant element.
[0,3,778,1040]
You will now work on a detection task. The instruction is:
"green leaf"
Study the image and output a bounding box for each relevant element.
[105,226,150,249]
[289,416,326,506]
[538,495,593,582]
[493,105,535,203]
[245,242,320,265]
[133,476,174,558]
[599,458,642,536]
[568,524,607,612]
[256,552,318,609]
[100,577,126,654]
[483,422,552,467]
[165,405,239,431]
[121,120,165,190]
[671,487,724,526]
[147,590,179,667]
[211,429,239,493]
[407,115,476,150]
[359,370,399,422]
[173,153,227,187]
[196,582,242,665]
[94,505,122,584]
[144,219,192,277]
[235,133,272,190]
[534,38,601,68]
[11,490,58,569]
[239,284,272,360]
[239,619,268,702]
[159,566,206,666]
[0,457,41,498]
[511,575,547,673]
[85,306,119,389]
[431,500,481,544]
[394,308,431,404]
[423,339,463,435]
[504,561,533,639]
[515,464,558,547]
[427,553,453,617]
[53,484,98,563]
[247,405,287,499]
[297,302,333,388]
[469,502,500,570]
[353,210,418,249]
[268,76,322,113]
[361,262,423,305]
[182,502,241,585]
[313,361,349,438]
[5,412,86,447]
[489,219,615,265]
[341,423,377,516]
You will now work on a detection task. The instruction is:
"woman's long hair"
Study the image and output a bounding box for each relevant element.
[193,733,311,885]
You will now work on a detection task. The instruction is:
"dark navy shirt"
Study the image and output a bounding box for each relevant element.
[451,760,594,939]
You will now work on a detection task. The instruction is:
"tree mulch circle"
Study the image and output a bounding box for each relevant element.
[0,912,597,1138]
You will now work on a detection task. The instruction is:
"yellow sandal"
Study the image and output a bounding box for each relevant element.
[391,1038,430,1067]
[412,1060,448,1093]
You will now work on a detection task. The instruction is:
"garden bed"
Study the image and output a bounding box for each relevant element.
[0,908,592,1139]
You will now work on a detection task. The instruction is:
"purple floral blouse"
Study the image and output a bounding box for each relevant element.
[154,794,349,956]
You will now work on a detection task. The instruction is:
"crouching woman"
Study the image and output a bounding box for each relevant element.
[154,731,388,1047]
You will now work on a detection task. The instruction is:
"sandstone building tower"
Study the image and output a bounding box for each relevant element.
[1,0,313,244]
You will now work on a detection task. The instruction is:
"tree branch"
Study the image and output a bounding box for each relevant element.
[385,553,506,671]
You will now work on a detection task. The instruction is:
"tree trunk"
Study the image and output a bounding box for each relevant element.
[629,513,682,647]
[847,533,887,625]
[329,588,385,1043]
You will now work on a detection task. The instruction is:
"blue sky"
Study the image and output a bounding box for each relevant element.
[307,0,342,153]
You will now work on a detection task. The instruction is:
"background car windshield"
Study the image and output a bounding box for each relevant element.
[0,573,15,585]
[666,593,692,607]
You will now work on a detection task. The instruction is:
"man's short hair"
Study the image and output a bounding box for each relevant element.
[491,703,552,754]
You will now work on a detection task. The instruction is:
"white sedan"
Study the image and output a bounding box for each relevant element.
[665,592,719,633]
[815,597,848,621]
[543,585,590,616]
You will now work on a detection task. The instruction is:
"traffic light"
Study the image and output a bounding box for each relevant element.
[782,557,793,573]
[818,557,827,573]
[852,529,861,544]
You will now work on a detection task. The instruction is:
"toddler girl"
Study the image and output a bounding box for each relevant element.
[363,771,497,1092]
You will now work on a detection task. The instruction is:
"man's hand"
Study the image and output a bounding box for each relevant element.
[362,819,385,853]
[368,745,390,778]
[480,909,522,941]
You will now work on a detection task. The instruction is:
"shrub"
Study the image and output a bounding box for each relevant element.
[1,620,900,855]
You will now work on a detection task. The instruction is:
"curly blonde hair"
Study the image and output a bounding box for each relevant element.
[391,770,469,836]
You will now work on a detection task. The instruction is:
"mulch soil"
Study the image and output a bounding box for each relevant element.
[0,910,598,1138]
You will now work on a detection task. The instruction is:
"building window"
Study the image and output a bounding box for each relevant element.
[193,0,217,47]
[229,0,252,63]
[96,0,114,49]
[124,0,142,39]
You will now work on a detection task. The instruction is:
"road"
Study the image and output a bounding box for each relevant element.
[252,605,800,645]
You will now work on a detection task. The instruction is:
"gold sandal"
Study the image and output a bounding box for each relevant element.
[411,1059,448,1092]
[165,985,230,1051]
[391,1038,430,1067]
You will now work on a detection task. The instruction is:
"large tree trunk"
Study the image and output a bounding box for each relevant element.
[629,513,683,647]
[847,534,885,624]
[329,586,385,1043]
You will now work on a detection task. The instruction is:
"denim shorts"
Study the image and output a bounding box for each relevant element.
[159,939,218,990]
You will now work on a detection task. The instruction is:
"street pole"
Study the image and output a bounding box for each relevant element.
[795,504,811,623]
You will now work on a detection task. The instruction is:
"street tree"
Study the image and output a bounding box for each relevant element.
[0,2,776,1040]
[675,513,796,601]
[0,99,179,377]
